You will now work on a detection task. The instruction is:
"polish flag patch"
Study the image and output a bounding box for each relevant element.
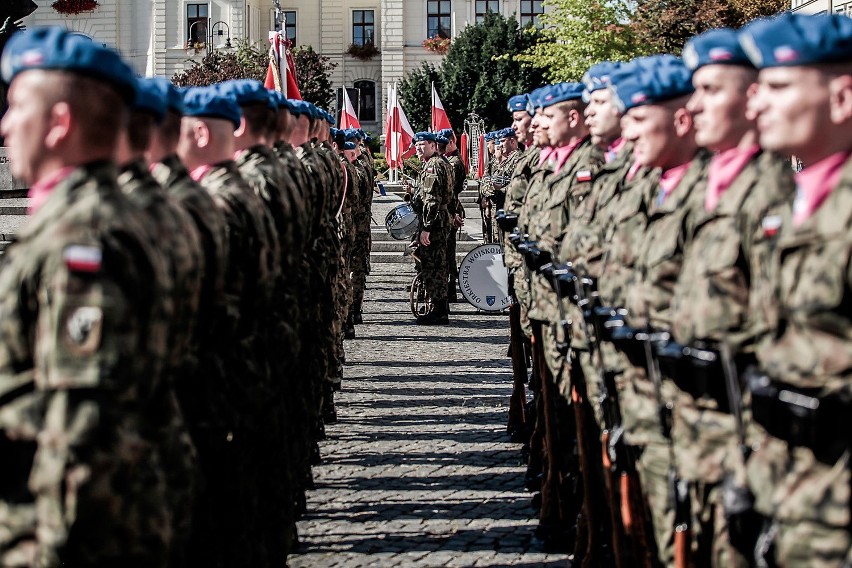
[576,170,592,182]
[63,245,103,273]
[761,215,782,237]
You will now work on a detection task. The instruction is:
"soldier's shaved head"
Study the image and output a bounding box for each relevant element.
[176,115,236,171]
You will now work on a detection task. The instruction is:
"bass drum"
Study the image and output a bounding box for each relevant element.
[384,203,420,240]
[458,243,511,312]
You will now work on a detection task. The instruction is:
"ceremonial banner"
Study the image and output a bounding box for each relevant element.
[384,83,415,169]
[264,31,302,99]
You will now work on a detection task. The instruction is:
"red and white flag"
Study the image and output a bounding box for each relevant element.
[264,31,302,99]
[384,83,415,169]
[339,88,361,129]
[431,82,452,133]
[477,134,485,179]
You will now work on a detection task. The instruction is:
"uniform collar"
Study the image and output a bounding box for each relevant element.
[28,166,75,215]
[793,151,851,226]
[705,144,761,212]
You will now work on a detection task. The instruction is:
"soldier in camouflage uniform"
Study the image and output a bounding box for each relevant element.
[348,129,373,330]
[490,128,522,245]
[0,28,175,566]
[117,78,206,568]
[607,56,711,567]
[412,132,452,325]
[437,129,467,302]
[740,14,852,566]
[176,86,277,567]
[659,31,797,566]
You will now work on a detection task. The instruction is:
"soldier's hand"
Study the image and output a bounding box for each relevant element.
[419,230,431,246]
[452,214,463,228]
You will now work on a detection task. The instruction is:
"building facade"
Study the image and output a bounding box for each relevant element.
[20,0,543,133]
[791,0,852,14]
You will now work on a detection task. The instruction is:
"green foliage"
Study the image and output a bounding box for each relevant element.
[170,41,337,110]
[633,0,786,54]
[399,13,544,133]
[441,12,544,131]
[517,0,649,83]
[398,62,442,133]
[292,45,338,109]
[172,40,266,86]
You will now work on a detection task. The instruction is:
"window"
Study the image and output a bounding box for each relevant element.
[352,10,375,46]
[187,3,209,47]
[835,1,852,17]
[475,0,498,23]
[519,0,543,27]
[283,10,297,45]
[427,0,451,39]
[354,80,376,122]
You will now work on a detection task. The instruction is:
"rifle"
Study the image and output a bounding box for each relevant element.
[506,272,529,441]
[637,331,691,568]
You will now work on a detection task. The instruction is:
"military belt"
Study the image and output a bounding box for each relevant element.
[747,370,851,464]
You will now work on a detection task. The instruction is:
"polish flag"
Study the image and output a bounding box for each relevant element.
[339,87,361,129]
[264,31,302,99]
[384,83,415,169]
[431,82,452,133]
[459,132,469,172]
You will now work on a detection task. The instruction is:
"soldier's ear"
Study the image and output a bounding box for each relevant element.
[828,73,852,126]
[234,116,248,138]
[673,106,693,139]
[194,120,211,148]
[45,101,73,151]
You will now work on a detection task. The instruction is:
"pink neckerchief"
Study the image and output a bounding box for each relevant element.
[190,164,215,182]
[606,137,627,164]
[705,145,761,212]
[793,151,851,226]
[656,161,692,205]
[550,138,584,174]
[28,166,75,215]
[626,160,642,181]
[537,146,555,167]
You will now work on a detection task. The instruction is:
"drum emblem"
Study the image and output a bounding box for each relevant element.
[486,296,496,306]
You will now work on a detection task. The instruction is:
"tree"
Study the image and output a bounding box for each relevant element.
[517,0,649,82]
[172,40,267,86]
[633,0,786,54]
[398,62,442,133]
[441,12,544,131]
[399,13,544,133]
[291,45,337,109]
[171,42,337,110]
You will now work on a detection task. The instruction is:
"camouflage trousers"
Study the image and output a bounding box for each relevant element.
[637,442,675,567]
[419,225,450,306]
[350,227,371,315]
[513,268,533,338]
[447,226,458,294]
[746,425,851,568]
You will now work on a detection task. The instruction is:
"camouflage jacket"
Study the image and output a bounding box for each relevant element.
[527,139,603,323]
[0,161,173,566]
[119,158,203,366]
[503,145,541,271]
[198,161,276,340]
[447,150,467,216]
[275,141,316,240]
[490,149,522,209]
[625,151,711,331]
[418,155,451,232]
[671,151,795,350]
[151,154,228,339]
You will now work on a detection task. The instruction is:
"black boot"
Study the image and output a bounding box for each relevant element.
[416,303,449,325]
[354,311,363,324]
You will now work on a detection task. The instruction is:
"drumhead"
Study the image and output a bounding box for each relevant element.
[385,203,419,240]
[458,244,511,312]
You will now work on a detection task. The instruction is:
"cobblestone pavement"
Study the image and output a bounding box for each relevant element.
[289,261,569,567]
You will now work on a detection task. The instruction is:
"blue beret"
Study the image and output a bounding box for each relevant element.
[1,26,138,104]
[182,86,242,128]
[414,131,437,142]
[540,82,585,108]
[435,134,449,145]
[581,61,622,102]
[363,132,372,142]
[220,79,276,109]
[507,94,531,114]
[683,28,753,72]
[497,127,514,139]
[437,128,454,141]
[329,127,339,137]
[287,99,306,116]
[609,55,694,113]
[484,131,494,141]
[740,12,852,69]
[343,128,359,141]
[343,141,356,150]
[134,77,169,122]
[527,86,549,113]
[318,108,335,124]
